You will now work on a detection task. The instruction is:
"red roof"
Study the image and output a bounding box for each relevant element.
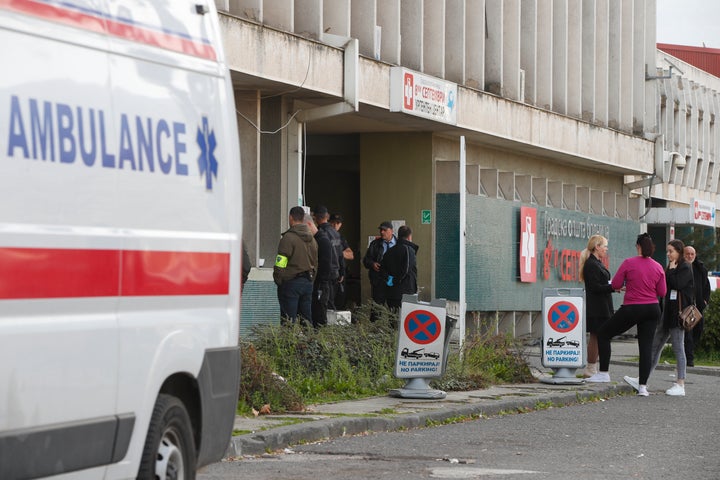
[658,43,720,78]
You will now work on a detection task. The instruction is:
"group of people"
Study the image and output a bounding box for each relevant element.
[272,209,420,326]
[272,205,349,327]
[362,221,419,315]
[579,233,711,397]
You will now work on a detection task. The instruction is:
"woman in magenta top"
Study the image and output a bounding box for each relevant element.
[587,233,666,397]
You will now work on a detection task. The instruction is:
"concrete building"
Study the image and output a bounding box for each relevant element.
[631,46,720,263]
[221,0,661,339]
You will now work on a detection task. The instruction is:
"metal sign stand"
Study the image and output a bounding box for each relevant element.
[389,295,456,399]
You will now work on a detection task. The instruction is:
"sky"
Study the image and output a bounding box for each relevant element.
[657,0,720,48]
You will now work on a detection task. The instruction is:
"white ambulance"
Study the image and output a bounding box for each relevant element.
[0,1,242,479]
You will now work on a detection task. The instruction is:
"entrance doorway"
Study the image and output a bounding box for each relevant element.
[305,134,361,309]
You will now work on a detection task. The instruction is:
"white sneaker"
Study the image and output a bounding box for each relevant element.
[623,376,640,391]
[586,372,610,383]
[637,386,649,397]
[665,383,685,396]
[582,362,598,378]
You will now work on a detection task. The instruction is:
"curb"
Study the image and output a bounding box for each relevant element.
[613,360,720,377]
[225,383,632,457]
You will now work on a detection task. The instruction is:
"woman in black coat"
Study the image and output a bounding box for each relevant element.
[578,234,615,377]
[649,239,693,396]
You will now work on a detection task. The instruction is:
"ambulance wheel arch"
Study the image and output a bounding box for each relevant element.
[121,338,239,474]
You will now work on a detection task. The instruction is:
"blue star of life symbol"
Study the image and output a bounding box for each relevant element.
[196,116,218,190]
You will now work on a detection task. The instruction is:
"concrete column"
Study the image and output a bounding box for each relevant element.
[619,0,634,132]
[536,0,553,110]
[639,0,654,134]
[465,0,485,90]
[259,96,285,263]
[378,0,401,64]
[566,0,582,118]
[423,0,445,77]
[445,0,466,84]
[503,0,522,101]
[295,0,322,38]
[700,86,710,189]
[326,0,351,37]
[594,0,609,126]
[677,76,689,185]
[485,0,503,95]
[662,77,674,152]
[228,0,262,20]
[552,0,567,114]
[689,82,700,188]
[236,90,261,264]
[350,0,376,58]
[401,0,423,71]
[520,0,538,105]
[710,93,720,193]
[263,0,294,31]
[607,2,620,129]
[581,0,595,122]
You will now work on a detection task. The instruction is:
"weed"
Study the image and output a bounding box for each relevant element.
[433,331,535,391]
[238,302,535,413]
[534,400,554,410]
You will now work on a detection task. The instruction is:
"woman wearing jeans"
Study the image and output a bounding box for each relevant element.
[626,239,692,396]
[587,233,666,397]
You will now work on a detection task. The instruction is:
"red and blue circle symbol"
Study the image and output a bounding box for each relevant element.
[404,309,442,345]
[547,301,579,333]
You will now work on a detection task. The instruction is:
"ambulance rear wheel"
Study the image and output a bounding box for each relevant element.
[138,394,197,480]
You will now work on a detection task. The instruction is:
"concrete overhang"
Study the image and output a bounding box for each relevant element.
[221,13,653,176]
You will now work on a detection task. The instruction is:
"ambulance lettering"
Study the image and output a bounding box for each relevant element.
[5,95,218,188]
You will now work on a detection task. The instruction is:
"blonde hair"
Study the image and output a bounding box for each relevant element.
[578,234,607,282]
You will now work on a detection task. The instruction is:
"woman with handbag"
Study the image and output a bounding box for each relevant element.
[627,239,692,396]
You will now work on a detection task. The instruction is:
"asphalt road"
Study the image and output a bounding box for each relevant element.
[199,369,719,480]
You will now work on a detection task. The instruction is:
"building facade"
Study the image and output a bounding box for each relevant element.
[219,0,667,338]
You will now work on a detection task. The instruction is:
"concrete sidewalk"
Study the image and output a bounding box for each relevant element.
[225,338,718,457]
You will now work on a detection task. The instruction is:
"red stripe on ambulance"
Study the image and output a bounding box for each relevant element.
[0,247,230,299]
[0,0,217,60]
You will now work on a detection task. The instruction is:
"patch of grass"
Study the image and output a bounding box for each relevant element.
[432,331,535,392]
[238,303,536,413]
[534,400,554,410]
[658,344,720,366]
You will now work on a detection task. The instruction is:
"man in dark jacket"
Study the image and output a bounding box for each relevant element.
[311,205,344,327]
[274,206,318,325]
[363,221,397,314]
[380,225,418,310]
[683,245,711,366]
[241,241,252,291]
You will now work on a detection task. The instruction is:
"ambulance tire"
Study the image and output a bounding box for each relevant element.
[138,393,197,480]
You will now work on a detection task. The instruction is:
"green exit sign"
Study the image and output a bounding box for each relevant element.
[421,210,431,224]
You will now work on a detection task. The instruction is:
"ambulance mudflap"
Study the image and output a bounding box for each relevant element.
[0,2,242,479]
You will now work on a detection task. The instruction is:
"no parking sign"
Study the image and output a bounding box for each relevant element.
[542,288,585,369]
[395,299,446,378]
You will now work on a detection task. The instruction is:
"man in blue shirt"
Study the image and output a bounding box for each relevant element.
[362,221,397,317]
